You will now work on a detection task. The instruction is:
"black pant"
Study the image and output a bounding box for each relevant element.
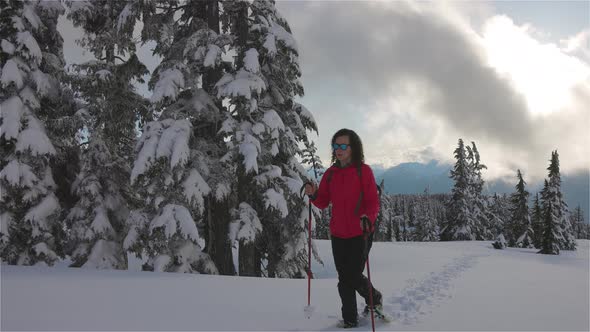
[331,234,382,323]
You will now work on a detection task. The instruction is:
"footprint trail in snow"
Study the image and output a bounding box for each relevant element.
[384,254,481,326]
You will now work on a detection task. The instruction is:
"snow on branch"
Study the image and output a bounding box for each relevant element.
[15,114,56,156]
[0,96,25,140]
[1,59,24,89]
[150,204,200,242]
[254,165,282,186]
[264,188,288,218]
[244,48,260,73]
[0,159,39,188]
[150,67,185,103]
[131,119,191,183]
[24,193,60,236]
[183,169,211,214]
[16,31,42,65]
[215,69,266,100]
[229,202,262,245]
[238,133,261,174]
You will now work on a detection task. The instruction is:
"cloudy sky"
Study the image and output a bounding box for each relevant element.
[59,0,589,184]
[274,0,589,183]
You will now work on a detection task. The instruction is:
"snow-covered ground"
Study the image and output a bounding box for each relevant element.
[2,240,588,331]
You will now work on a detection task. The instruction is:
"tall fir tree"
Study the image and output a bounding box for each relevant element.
[570,205,585,239]
[539,181,559,255]
[530,193,544,249]
[0,0,66,265]
[487,193,510,239]
[442,139,474,241]
[35,2,80,255]
[507,169,533,248]
[414,189,440,241]
[127,0,227,274]
[443,139,491,241]
[466,142,492,240]
[65,0,149,268]
[539,151,576,254]
[376,182,393,241]
[216,0,317,277]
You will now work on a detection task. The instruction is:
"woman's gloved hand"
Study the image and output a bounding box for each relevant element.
[304,182,317,198]
[360,215,374,234]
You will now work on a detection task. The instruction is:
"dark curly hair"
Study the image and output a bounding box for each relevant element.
[330,128,365,166]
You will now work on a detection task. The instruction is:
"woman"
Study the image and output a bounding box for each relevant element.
[305,128,382,328]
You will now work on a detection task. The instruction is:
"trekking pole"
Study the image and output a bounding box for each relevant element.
[362,217,376,332]
[301,183,315,319]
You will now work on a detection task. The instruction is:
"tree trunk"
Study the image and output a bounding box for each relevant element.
[238,240,260,276]
[234,0,261,277]
[194,0,236,276]
[203,0,222,93]
[207,196,236,275]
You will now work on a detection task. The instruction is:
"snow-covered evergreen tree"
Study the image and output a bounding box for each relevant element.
[507,169,533,248]
[570,205,585,239]
[127,0,229,274]
[0,0,66,266]
[492,233,507,249]
[442,139,474,241]
[216,0,317,277]
[487,193,510,239]
[539,151,576,253]
[466,142,492,240]
[251,0,320,277]
[531,193,544,248]
[413,189,440,241]
[539,181,560,255]
[65,0,149,269]
[376,189,393,241]
[442,139,491,241]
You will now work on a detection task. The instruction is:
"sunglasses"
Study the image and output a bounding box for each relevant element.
[332,143,349,151]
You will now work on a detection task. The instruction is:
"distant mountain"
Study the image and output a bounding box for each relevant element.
[372,160,589,223]
[373,160,453,194]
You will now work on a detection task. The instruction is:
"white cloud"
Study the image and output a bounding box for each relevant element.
[482,15,590,116]
[561,29,590,64]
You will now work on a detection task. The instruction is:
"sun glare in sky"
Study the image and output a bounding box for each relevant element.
[481,15,589,116]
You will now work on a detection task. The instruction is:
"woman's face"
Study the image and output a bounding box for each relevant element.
[333,135,352,164]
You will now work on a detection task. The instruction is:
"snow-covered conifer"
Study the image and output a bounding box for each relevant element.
[492,233,507,249]
[127,0,234,274]
[443,139,491,241]
[486,193,510,238]
[538,151,576,253]
[507,170,533,248]
[65,0,149,268]
[442,139,474,241]
[531,193,544,248]
[466,142,492,240]
[0,0,67,266]
[413,190,440,241]
[570,205,585,239]
[218,0,317,277]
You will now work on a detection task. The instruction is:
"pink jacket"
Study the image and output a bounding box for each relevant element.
[311,163,380,239]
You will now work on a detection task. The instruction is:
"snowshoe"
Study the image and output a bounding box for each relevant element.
[362,304,391,322]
